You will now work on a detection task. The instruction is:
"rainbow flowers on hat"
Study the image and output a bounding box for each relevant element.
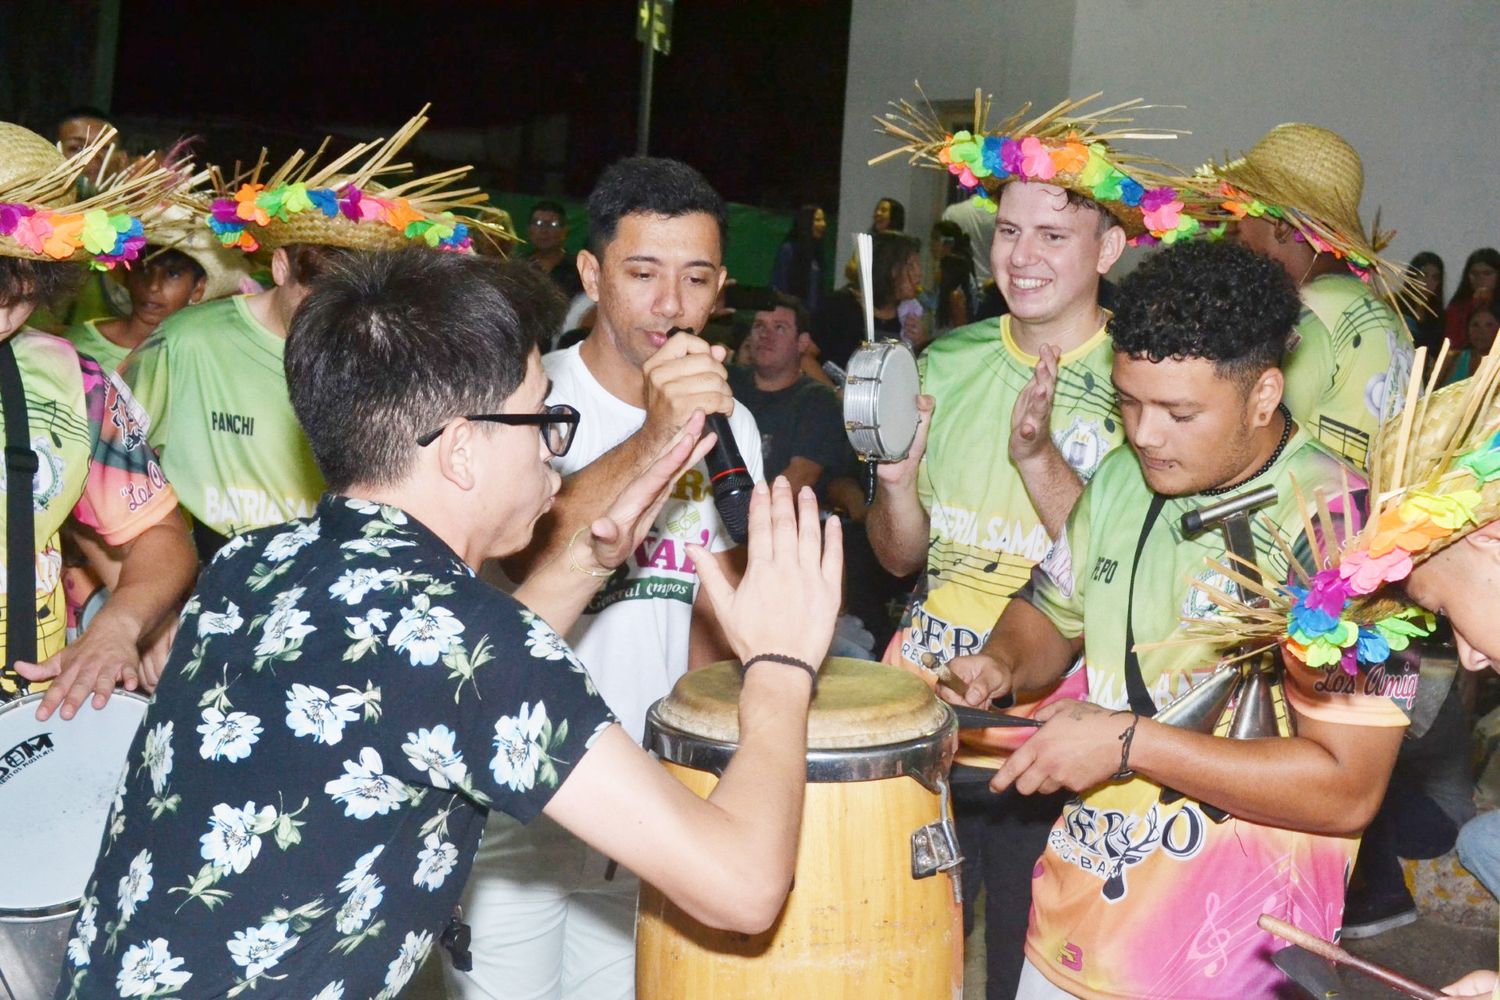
[207,180,473,254]
[874,89,1214,246]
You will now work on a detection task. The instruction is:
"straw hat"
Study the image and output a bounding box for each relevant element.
[1163,341,1500,676]
[1190,123,1413,310]
[873,88,1217,245]
[146,204,258,300]
[202,106,514,256]
[0,122,177,269]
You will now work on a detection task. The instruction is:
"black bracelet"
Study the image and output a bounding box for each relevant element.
[740,653,819,694]
[1112,711,1139,780]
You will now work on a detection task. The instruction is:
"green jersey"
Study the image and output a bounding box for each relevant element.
[1282,274,1414,469]
[122,295,325,538]
[903,315,1123,667]
[1027,426,1370,709]
[61,318,132,374]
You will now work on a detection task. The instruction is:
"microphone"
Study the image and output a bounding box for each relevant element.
[670,326,753,544]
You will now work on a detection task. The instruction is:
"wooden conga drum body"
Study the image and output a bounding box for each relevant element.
[637,658,964,999]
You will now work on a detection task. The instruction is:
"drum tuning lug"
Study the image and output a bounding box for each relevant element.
[911,820,962,881]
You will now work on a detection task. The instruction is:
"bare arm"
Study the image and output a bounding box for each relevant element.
[779,456,824,498]
[19,512,197,720]
[514,418,714,635]
[544,480,843,932]
[867,394,935,575]
[940,596,1081,707]
[1010,343,1084,539]
[506,334,733,577]
[993,698,1403,836]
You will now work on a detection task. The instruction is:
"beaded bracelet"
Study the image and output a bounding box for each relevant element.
[739,653,819,694]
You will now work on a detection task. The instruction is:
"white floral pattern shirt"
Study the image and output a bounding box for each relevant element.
[59,496,616,999]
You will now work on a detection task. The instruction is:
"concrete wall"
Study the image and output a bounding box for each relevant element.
[840,0,1500,297]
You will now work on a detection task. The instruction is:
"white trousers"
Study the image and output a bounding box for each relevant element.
[1014,959,1083,999]
[443,809,638,1000]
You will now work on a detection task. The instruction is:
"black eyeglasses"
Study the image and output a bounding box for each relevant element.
[416,404,580,456]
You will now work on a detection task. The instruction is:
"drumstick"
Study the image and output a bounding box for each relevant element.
[856,232,875,345]
[1257,915,1444,1000]
[919,652,970,699]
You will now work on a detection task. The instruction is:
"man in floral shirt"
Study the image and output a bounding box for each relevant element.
[57,252,842,998]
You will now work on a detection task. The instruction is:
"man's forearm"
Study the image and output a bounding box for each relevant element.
[511,554,607,636]
[979,598,1079,693]
[508,430,661,577]
[867,480,929,576]
[94,518,197,643]
[1015,444,1084,541]
[1127,717,1403,835]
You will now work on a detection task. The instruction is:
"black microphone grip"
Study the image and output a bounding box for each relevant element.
[703,412,754,545]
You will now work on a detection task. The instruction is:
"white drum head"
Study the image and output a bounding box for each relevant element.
[872,346,920,458]
[0,692,146,912]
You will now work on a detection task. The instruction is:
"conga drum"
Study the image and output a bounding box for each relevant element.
[636,658,963,999]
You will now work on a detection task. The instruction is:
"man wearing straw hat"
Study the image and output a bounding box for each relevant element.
[944,239,1413,1000]
[0,121,197,719]
[1196,123,1416,472]
[122,109,511,559]
[866,89,1210,997]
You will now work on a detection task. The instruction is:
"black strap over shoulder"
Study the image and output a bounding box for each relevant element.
[1122,493,1168,717]
[0,339,37,671]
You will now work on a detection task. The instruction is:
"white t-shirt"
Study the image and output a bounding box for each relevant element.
[544,343,764,740]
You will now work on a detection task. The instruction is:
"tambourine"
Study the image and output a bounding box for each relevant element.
[843,339,920,462]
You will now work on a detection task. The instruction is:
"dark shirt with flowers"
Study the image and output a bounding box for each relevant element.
[58,495,616,1000]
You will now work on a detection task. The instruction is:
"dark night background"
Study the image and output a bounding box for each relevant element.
[1,0,852,212]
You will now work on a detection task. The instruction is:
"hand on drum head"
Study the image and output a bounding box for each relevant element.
[1010,343,1060,466]
[687,477,842,671]
[641,333,733,451]
[874,394,935,490]
[15,615,143,721]
[1443,969,1499,997]
[936,653,1013,708]
[575,410,718,575]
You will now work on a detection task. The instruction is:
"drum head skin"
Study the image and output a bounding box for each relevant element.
[0,692,146,911]
[844,341,920,462]
[655,658,948,749]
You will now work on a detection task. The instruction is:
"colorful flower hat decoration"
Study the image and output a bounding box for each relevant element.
[1182,123,1418,315]
[0,122,180,271]
[872,87,1216,246]
[1171,342,1500,676]
[200,106,514,256]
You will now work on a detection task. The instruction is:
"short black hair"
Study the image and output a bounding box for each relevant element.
[1109,239,1300,386]
[586,157,726,259]
[138,246,205,284]
[56,106,111,129]
[870,231,921,309]
[0,257,84,309]
[285,250,538,491]
[762,291,811,336]
[282,243,353,287]
[529,200,566,222]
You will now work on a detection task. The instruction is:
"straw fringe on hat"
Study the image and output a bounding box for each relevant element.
[199,106,514,256]
[1147,340,1500,676]
[1189,123,1418,315]
[0,122,182,268]
[872,85,1217,244]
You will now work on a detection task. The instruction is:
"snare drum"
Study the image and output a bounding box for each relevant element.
[0,691,147,1000]
[636,658,963,999]
[844,340,920,462]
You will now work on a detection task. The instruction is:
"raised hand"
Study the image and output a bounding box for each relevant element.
[1010,343,1061,465]
[640,333,733,450]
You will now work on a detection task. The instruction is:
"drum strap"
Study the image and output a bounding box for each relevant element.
[1122,493,1167,717]
[0,338,37,671]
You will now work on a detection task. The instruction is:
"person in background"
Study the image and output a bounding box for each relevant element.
[526,199,583,300]
[927,219,975,337]
[1445,247,1500,350]
[56,107,130,196]
[1443,302,1500,386]
[942,191,996,285]
[1196,122,1414,472]
[1403,251,1446,363]
[843,196,906,284]
[770,204,826,313]
[814,230,921,369]
[729,293,855,505]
